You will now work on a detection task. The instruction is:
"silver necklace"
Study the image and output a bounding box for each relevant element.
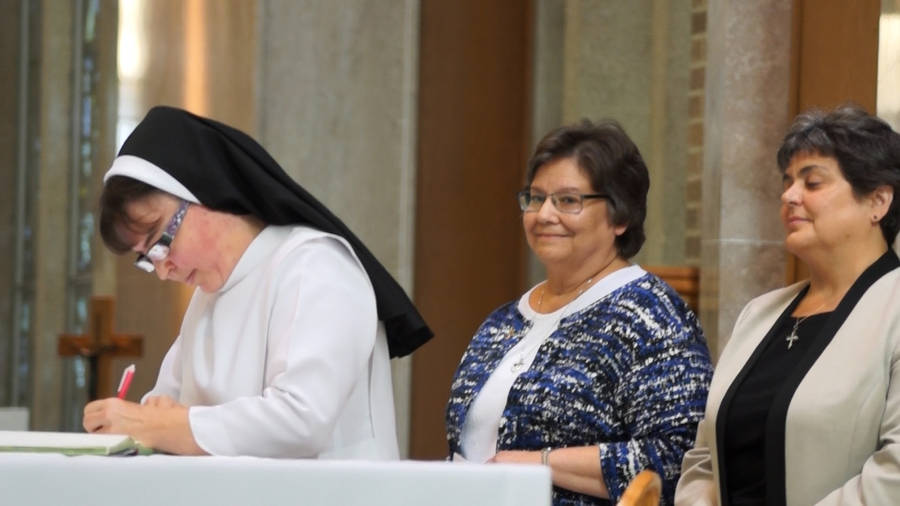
[509,275,597,373]
[786,302,826,350]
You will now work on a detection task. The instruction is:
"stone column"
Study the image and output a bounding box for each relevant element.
[701,0,793,358]
[30,0,76,429]
[531,0,693,269]
[0,0,23,406]
[256,0,420,456]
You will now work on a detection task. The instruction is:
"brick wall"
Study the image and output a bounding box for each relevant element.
[685,0,706,264]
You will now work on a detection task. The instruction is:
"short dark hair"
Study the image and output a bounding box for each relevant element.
[99,176,166,253]
[777,104,900,244]
[526,119,649,258]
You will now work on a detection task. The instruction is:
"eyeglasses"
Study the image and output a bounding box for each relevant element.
[134,199,190,273]
[516,190,608,214]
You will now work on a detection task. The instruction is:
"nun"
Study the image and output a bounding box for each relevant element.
[82,106,432,459]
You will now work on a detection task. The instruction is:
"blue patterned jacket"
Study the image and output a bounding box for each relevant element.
[446,272,713,505]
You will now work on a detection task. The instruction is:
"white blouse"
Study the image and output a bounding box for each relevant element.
[459,265,646,462]
[144,225,399,459]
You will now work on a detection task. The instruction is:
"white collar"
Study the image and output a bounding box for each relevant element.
[518,264,646,319]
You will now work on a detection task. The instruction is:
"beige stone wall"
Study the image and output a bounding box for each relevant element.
[256,0,420,456]
[530,0,693,272]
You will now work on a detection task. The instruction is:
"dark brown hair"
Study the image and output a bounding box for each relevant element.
[98,176,166,253]
[777,104,900,244]
[526,119,649,258]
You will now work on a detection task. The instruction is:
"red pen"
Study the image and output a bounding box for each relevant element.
[117,364,136,399]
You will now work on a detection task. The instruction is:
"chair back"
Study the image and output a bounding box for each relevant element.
[616,469,662,506]
[643,265,699,311]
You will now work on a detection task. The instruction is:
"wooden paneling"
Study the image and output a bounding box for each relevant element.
[792,0,879,114]
[786,0,880,283]
[410,1,533,459]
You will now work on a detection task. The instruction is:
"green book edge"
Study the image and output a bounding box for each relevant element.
[0,436,153,456]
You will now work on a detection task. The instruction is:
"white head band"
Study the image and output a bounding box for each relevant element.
[103,155,200,204]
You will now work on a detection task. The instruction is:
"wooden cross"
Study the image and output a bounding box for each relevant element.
[58,296,143,400]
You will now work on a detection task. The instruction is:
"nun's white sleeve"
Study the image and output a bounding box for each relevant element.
[187,236,379,457]
[141,335,183,402]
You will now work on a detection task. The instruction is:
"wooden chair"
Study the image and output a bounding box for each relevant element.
[616,469,662,506]
[643,265,700,312]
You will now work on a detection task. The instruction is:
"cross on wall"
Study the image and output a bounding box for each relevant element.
[58,296,143,400]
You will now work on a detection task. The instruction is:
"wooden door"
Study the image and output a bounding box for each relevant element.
[410,0,533,459]
[786,0,880,283]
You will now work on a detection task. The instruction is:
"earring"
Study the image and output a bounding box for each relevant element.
[873,214,881,223]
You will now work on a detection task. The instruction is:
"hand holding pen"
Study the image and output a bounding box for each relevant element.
[84,363,205,454]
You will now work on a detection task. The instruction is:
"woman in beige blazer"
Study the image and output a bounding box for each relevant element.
[675,105,900,505]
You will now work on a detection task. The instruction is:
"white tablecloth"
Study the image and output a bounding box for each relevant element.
[0,453,552,505]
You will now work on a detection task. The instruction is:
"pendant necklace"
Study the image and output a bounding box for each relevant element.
[785,301,826,350]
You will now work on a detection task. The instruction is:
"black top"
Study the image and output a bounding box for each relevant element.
[723,312,831,505]
[116,106,433,357]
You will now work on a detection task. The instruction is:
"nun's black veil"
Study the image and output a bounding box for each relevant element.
[117,106,432,358]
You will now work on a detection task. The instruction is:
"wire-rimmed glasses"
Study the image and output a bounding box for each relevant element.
[134,199,190,273]
[516,190,607,214]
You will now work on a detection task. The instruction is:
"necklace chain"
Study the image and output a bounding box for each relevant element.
[511,268,609,374]
[785,301,827,350]
[536,255,620,313]
[537,274,596,313]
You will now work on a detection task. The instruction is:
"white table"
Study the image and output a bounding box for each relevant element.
[0,453,551,505]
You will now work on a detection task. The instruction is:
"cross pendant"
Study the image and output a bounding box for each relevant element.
[786,331,799,350]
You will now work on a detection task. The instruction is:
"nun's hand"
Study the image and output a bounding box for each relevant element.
[83,397,206,455]
[143,394,178,408]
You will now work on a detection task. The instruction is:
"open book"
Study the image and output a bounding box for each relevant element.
[0,430,151,456]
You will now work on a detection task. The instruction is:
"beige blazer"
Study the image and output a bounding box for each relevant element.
[675,262,900,505]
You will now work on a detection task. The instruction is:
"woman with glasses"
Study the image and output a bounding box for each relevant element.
[81,106,432,458]
[445,119,713,505]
